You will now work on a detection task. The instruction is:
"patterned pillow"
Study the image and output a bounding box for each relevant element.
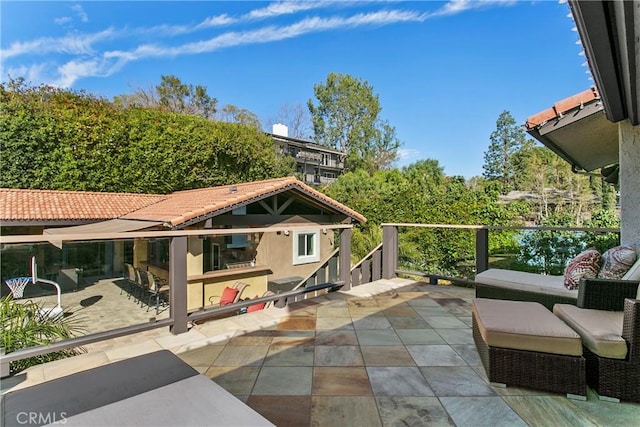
[597,245,637,279]
[564,248,602,290]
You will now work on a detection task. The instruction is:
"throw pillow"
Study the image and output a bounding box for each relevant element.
[220,287,239,305]
[564,248,602,290]
[597,245,637,279]
[247,295,266,312]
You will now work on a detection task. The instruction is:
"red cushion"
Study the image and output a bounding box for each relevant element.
[247,295,266,312]
[220,287,239,305]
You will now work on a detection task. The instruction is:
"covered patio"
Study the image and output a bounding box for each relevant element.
[3,278,638,426]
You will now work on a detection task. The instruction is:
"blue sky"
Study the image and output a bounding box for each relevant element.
[1,1,592,178]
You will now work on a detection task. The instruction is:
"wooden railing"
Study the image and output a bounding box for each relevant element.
[379,223,620,285]
[350,243,383,287]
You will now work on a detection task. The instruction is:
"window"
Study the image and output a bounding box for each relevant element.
[293,230,320,265]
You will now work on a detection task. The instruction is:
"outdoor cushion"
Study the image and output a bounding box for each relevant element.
[622,251,640,281]
[220,286,240,305]
[472,298,582,356]
[564,248,602,290]
[598,245,637,279]
[247,295,266,312]
[475,269,578,299]
[553,304,626,359]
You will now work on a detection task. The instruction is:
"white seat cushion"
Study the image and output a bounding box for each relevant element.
[553,304,626,359]
[475,269,578,299]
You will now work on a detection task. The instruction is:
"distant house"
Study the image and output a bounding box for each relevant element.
[270,124,346,186]
[1,177,365,311]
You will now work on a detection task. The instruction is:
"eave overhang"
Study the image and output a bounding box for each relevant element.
[569,0,639,125]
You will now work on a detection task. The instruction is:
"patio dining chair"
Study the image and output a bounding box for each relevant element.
[146,272,170,314]
[121,263,137,298]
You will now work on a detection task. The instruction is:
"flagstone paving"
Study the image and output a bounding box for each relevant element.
[3,278,640,426]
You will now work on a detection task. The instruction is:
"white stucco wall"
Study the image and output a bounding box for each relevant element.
[619,120,640,246]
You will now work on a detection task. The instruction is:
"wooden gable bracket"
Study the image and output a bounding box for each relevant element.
[258,195,295,216]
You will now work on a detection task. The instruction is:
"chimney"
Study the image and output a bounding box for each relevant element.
[272,123,288,137]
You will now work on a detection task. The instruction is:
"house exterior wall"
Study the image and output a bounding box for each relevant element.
[273,137,346,186]
[255,228,334,282]
[620,120,640,246]
[187,235,204,311]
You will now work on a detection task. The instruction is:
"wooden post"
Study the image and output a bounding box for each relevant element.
[475,228,489,274]
[170,236,189,334]
[382,225,398,279]
[339,228,352,290]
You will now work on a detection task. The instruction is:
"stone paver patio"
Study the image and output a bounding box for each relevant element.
[3,278,639,426]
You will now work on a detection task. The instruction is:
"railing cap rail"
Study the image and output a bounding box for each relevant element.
[0,224,354,244]
[382,223,619,233]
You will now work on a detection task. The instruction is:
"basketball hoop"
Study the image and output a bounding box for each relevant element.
[4,277,31,299]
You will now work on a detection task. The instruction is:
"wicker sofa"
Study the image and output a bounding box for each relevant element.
[473,279,639,401]
[475,255,640,310]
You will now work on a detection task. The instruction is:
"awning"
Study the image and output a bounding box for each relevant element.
[525,89,619,172]
[44,219,164,235]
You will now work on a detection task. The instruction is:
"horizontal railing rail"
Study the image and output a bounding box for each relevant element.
[1,225,354,375]
[290,248,340,302]
[187,282,340,323]
[1,319,174,364]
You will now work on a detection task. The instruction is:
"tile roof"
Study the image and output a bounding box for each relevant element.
[1,177,366,226]
[0,189,166,222]
[123,176,366,227]
[525,87,600,129]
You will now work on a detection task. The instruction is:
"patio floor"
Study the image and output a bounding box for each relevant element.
[3,278,639,426]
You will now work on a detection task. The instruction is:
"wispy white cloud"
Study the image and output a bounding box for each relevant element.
[108,10,428,61]
[398,148,421,160]
[246,1,334,19]
[430,0,516,17]
[54,16,72,25]
[2,28,115,60]
[2,0,518,88]
[72,4,89,23]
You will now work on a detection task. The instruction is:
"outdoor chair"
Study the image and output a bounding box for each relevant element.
[146,272,170,314]
[208,282,249,307]
[121,263,137,298]
[133,268,149,307]
[553,279,640,403]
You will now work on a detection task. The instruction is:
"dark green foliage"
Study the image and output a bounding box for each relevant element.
[482,111,529,192]
[325,159,524,277]
[0,81,293,193]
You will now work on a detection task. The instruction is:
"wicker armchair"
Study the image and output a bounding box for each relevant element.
[556,278,640,403]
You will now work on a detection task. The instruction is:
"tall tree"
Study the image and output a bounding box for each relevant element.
[482,110,528,192]
[268,103,312,138]
[217,104,261,129]
[114,75,216,119]
[307,72,401,172]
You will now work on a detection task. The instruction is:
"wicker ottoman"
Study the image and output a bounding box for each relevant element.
[472,298,586,398]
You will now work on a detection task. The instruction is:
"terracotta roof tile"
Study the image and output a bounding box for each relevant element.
[525,87,600,129]
[123,176,366,226]
[0,189,166,222]
[2,177,366,226]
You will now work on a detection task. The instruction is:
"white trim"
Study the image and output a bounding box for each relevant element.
[292,230,320,265]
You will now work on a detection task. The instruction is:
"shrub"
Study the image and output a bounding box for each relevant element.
[1,296,85,374]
